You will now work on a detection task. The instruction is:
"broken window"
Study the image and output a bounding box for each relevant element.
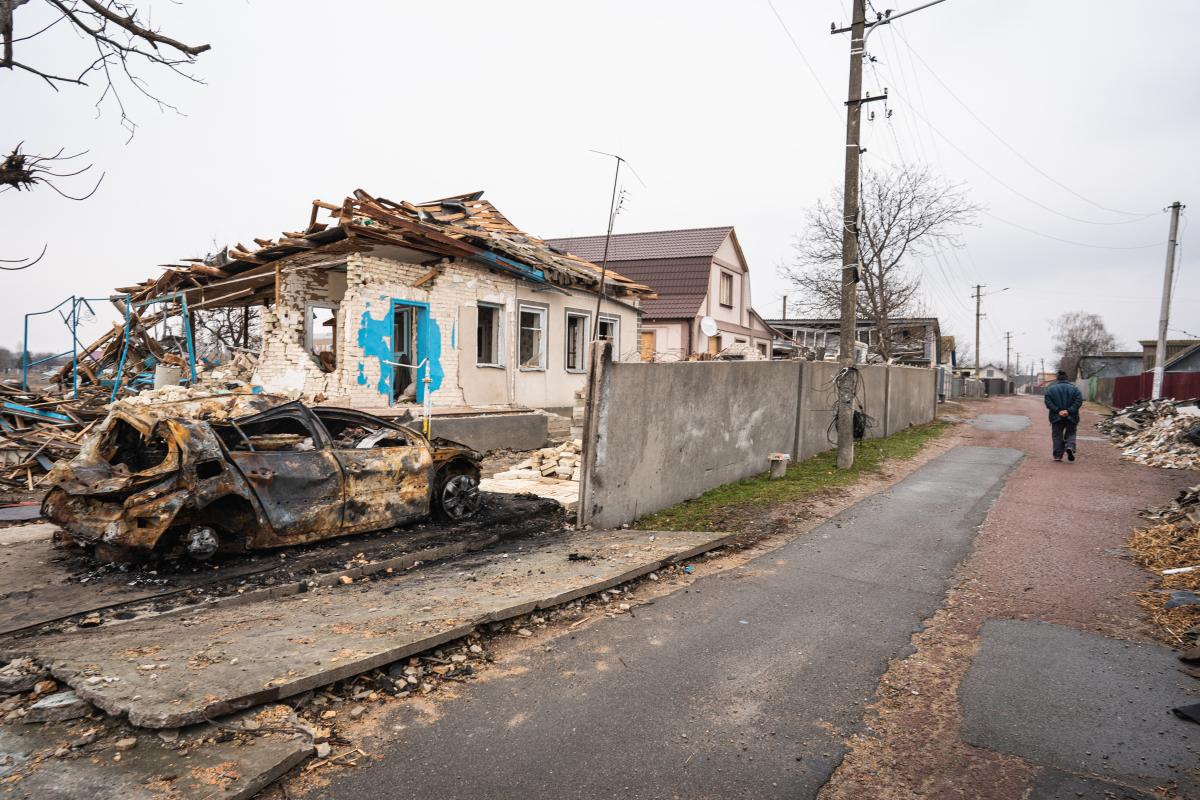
[519,306,546,370]
[597,316,619,357]
[477,303,502,366]
[565,312,589,372]
[719,272,734,307]
[305,303,337,372]
[217,415,317,452]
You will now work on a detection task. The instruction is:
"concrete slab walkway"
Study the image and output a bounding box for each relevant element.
[314,445,1022,799]
[11,529,730,729]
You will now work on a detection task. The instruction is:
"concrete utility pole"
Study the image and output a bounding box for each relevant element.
[832,0,869,470]
[781,294,788,320]
[1152,201,1185,399]
[830,0,945,469]
[1004,331,1013,375]
[972,284,983,374]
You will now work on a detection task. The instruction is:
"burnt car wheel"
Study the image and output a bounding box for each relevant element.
[434,468,482,522]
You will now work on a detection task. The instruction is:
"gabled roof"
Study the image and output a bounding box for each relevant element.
[546,227,734,321]
[1166,342,1200,369]
[122,190,654,308]
[546,226,733,263]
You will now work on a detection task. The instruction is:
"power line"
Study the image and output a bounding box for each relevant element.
[891,26,1159,220]
[894,92,1162,228]
[765,0,842,120]
[982,211,1167,250]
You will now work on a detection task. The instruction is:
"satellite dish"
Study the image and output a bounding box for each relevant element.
[700,316,718,338]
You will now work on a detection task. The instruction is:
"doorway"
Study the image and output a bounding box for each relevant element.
[393,304,417,403]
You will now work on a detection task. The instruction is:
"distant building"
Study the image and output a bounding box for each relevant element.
[547,227,777,361]
[1138,339,1200,371]
[1075,352,1144,380]
[764,317,941,367]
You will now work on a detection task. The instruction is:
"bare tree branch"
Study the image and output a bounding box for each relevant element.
[2,1,210,212]
[1051,311,1120,376]
[779,164,979,361]
[0,242,47,270]
[1,142,104,197]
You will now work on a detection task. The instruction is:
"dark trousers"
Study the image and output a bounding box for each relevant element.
[1051,418,1077,457]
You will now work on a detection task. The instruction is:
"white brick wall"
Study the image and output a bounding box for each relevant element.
[253,249,640,411]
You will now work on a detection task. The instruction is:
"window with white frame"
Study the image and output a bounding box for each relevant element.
[519,305,547,370]
[476,303,502,366]
[719,272,734,307]
[565,312,589,372]
[597,316,619,358]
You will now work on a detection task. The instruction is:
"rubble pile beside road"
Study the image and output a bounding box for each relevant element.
[493,440,583,482]
[1097,398,1200,470]
[1128,484,1200,643]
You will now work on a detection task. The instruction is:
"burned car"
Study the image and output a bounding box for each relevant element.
[42,395,483,561]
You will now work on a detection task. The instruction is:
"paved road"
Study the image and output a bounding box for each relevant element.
[318,446,1022,800]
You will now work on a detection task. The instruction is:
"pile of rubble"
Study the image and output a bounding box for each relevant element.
[1129,484,1200,642]
[493,440,583,482]
[0,382,105,490]
[1097,398,1200,470]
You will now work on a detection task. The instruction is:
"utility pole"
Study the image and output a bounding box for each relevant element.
[972,284,983,375]
[1152,201,1185,399]
[781,294,788,320]
[1004,331,1013,375]
[829,0,945,469]
[832,0,868,470]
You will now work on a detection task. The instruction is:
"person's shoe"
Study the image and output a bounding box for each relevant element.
[1066,448,1075,462]
[1054,454,1063,461]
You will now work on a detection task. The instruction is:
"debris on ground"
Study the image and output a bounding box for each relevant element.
[492,440,584,482]
[1097,398,1200,470]
[1129,484,1200,644]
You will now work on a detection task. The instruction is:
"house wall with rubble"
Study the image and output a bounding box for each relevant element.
[252,247,640,413]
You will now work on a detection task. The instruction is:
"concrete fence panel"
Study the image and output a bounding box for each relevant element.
[577,351,802,530]
[885,366,937,433]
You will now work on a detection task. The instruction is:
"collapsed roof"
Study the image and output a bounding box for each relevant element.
[120,190,654,310]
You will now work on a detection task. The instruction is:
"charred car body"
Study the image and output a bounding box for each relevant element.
[43,395,483,561]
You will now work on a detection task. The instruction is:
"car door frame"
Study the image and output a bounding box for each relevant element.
[223,402,346,545]
[311,407,432,533]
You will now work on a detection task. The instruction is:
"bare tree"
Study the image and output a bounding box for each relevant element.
[781,164,978,361]
[1052,311,1119,377]
[1,1,209,192]
[193,307,261,360]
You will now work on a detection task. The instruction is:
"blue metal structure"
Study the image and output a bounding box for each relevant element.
[22,295,125,399]
[21,292,197,400]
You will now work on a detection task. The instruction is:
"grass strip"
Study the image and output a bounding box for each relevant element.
[635,421,951,532]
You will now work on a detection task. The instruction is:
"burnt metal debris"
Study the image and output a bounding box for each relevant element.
[42,395,482,561]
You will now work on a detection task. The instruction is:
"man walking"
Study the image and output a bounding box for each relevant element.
[1044,369,1084,461]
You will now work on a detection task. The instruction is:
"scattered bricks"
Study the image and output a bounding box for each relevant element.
[24,691,91,723]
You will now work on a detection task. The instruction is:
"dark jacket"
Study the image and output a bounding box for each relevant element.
[1044,379,1083,424]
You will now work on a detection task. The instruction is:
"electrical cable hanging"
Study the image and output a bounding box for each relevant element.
[892,26,1159,220]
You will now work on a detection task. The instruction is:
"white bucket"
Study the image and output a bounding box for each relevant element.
[153,364,183,389]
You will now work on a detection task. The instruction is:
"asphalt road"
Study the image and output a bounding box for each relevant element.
[317,445,1022,800]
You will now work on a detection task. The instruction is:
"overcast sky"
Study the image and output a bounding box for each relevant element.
[4,0,1198,373]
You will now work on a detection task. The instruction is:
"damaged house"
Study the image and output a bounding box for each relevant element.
[122,190,654,416]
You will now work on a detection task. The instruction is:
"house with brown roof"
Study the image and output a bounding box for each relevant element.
[545,227,777,361]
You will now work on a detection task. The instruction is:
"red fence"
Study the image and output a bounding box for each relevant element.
[1112,372,1200,408]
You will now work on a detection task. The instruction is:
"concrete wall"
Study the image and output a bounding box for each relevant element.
[426,412,548,453]
[578,349,938,529]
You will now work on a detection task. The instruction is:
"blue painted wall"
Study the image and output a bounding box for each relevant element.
[356,298,444,405]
